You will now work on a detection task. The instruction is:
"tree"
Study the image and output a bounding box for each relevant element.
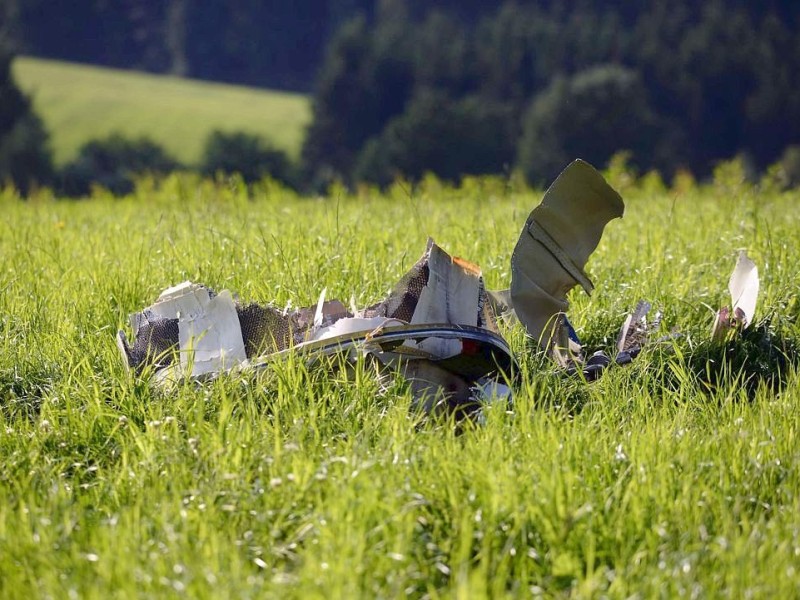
[200,130,294,185]
[354,89,514,185]
[60,134,179,196]
[302,14,415,185]
[0,48,52,191]
[518,65,660,184]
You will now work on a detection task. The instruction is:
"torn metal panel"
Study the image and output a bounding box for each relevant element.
[407,240,484,357]
[509,159,624,356]
[176,288,247,377]
[409,241,482,327]
[119,282,247,378]
[363,240,498,332]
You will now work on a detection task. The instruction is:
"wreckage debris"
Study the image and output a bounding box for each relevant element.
[119,238,516,414]
[116,159,768,413]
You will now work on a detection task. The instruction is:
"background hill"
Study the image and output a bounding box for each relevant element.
[12,57,310,167]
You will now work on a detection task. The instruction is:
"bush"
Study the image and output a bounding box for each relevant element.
[0,50,53,191]
[778,145,800,188]
[302,15,415,185]
[517,64,661,185]
[200,130,294,186]
[60,133,180,196]
[353,89,514,186]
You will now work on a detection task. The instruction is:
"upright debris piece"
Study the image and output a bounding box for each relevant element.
[509,159,624,359]
[712,251,760,341]
[728,250,759,327]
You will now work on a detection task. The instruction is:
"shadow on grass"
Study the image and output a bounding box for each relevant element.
[686,317,798,398]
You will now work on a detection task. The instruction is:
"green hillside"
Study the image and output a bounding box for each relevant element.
[12,57,311,166]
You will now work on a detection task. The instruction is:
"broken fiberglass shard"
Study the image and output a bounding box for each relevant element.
[711,250,760,340]
[407,240,484,357]
[146,281,247,377]
[729,250,759,327]
[616,300,653,354]
[362,239,498,332]
[510,159,624,354]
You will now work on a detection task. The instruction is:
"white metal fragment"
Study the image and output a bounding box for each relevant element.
[408,240,482,358]
[311,317,404,342]
[146,281,247,377]
[729,250,759,327]
[177,288,247,377]
[712,251,760,340]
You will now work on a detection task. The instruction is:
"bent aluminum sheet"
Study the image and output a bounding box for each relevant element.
[250,323,515,383]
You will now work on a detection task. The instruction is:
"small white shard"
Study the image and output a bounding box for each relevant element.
[116,330,132,371]
[729,250,759,327]
[616,313,634,353]
[177,288,247,377]
[712,251,760,341]
[313,287,328,330]
[616,300,652,353]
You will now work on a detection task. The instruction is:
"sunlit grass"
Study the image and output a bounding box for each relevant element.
[1,165,799,597]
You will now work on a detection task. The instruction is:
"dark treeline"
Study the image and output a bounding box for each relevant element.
[3,0,800,191]
[303,0,800,185]
[5,0,375,91]
[9,1,800,93]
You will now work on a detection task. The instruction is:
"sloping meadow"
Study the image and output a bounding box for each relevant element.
[1,168,799,597]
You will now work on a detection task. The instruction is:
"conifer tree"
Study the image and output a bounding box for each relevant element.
[0,46,52,191]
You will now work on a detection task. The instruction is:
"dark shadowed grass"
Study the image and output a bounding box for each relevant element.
[1,166,799,597]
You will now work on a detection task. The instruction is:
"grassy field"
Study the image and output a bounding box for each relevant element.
[1,166,799,597]
[12,57,311,166]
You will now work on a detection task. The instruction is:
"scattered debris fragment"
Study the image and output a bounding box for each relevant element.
[712,251,760,341]
[119,159,625,410]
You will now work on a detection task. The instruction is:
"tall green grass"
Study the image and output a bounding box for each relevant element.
[1,165,799,597]
[12,57,310,166]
